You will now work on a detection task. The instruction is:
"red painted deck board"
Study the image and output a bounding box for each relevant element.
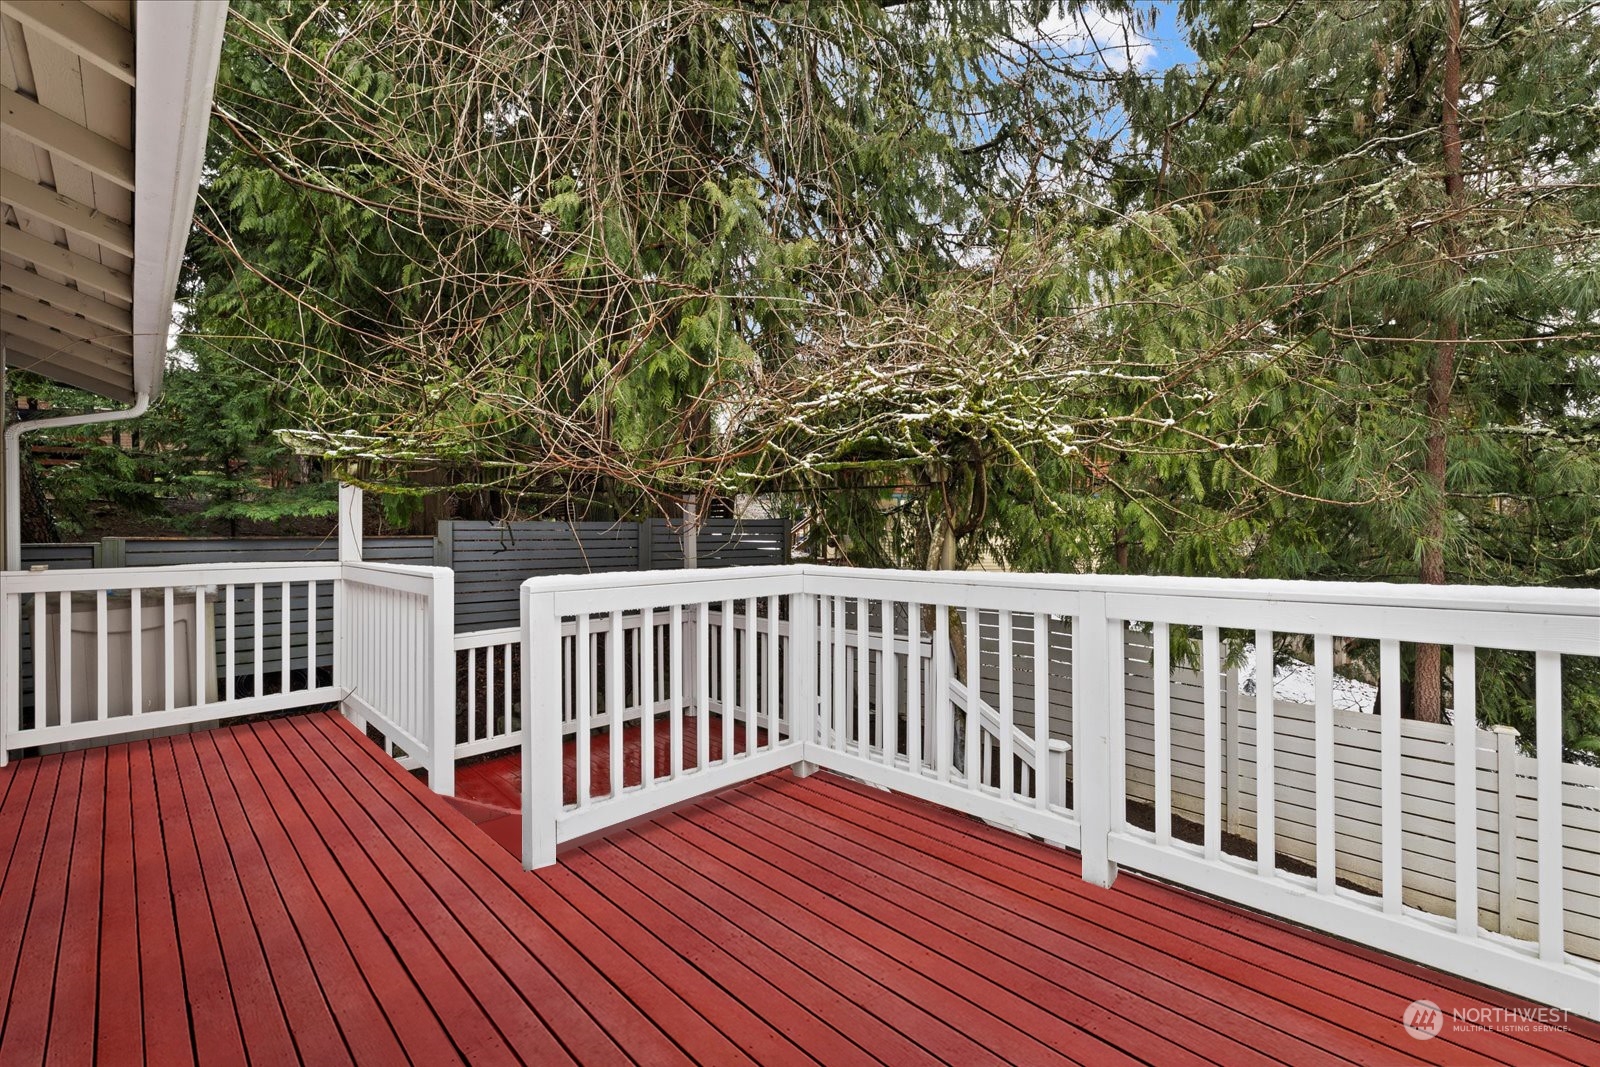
[1,712,1596,1066]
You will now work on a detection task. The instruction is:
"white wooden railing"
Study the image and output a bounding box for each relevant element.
[340,562,455,793]
[519,565,1600,1018]
[0,562,343,760]
[455,626,523,760]
[0,560,456,791]
[520,568,806,861]
[451,604,795,762]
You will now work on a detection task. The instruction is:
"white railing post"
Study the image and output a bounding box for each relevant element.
[523,587,562,869]
[1074,591,1118,888]
[790,591,818,776]
[429,566,455,796]
[338,484,364,563]
[335,485,363,731]
[0,575,14,768]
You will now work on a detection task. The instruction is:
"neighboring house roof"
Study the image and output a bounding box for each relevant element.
[0,0,227,403]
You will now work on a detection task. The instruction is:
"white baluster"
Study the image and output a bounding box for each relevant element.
[721,599,736,763]
[641,606,655,782]
[838,598,851,755]
[855,597,869,759]
[1154,621,1173,848]
[881,599,897,768]
[696,603,710,770]
[1034,612,1049,811]
[907,601,925,777]
[1255,628,1275,878]
[225,584,236,702]
[253,584,263,698]
[766,594,780,743]
[575,614,592,807]
[1535,652,1564,963]
[744,597,757,756]
[999,609,1014,801]
[1380,638,1402,916]
[96,589,108,719]
[609,610,624,794]
[1314,633,1335,895]
[933,605,950,781]
[671,604,685,777]
[33,591,48,725]
[965,607,979,790]
[280,581,291,696]
[1202,626,1222,861]
[1454,644,1477,939]
[161,587,173,711]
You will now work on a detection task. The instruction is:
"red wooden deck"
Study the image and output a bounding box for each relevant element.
[2,712,1596,1065]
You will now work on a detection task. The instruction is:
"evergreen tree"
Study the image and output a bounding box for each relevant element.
[12,349,334,537]
[1105,0,1600,733]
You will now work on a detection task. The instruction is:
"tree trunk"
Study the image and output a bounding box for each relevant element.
[1416,0,1465,724]
[679,496,699,569]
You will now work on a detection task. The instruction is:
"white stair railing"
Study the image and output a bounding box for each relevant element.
[948,673,1070,808]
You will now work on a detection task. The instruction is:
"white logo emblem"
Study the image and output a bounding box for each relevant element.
[1403,999,1445,1040]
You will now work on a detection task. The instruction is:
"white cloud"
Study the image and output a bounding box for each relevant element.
[1023,5,1156,71]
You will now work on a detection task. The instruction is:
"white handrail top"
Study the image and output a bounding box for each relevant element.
[519,565,1599,618]
[454,626,522,650]
[343,560,453,579]
[521,565,799,595]
[802,565,1600,616]
[1,560,343,592]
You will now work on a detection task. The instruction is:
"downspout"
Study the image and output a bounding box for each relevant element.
[3,384,150,571]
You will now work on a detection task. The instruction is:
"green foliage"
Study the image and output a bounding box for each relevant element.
[17,349,335,537]
[1092,0,1600,744]
[184,0,1150,517]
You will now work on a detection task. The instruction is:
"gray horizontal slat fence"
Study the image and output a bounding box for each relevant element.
[19,543,97,569]
[364,537,436,565]
[446,518,790,632]
[651,518,790,569]
[446,521,643,632]
[14,519,789,705]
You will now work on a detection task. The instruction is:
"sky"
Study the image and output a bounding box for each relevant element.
[1029,1,1199,74]
[1147,2,1200,70]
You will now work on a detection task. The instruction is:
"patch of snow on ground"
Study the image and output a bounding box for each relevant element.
[1237,643,1377,714]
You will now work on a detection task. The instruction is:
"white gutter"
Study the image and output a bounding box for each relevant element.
[3,381,149,571]
[130,0,229,397]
